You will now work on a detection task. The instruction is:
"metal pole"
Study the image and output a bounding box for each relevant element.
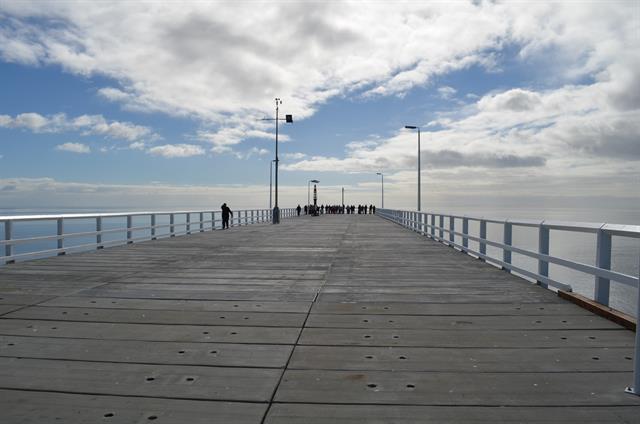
[381,174,384,208]
[417,128,421,212]
[273,98,280,224]
[342,187,344,208]
[269,160,273,210]
[308,180,310,213]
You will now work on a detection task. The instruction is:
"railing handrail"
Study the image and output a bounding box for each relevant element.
[387,209,640,238]
[377,208,639,292]
[0,209,266,222]
[2,208,300,264]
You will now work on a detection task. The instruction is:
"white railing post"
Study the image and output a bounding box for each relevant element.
[449,216,455,243]
[199,212,204,232]
[245,210,249,225]
[251,210,254,224]
[96,217,103,249]
[537,223,549,288]
[151,214,156,240]
[595,228,612,305]
[439,215,444,239]
[462,217,469,250]
[170,213,175,237]
[625,256,640,396]
[186,213,191,234]
[479,219,487,258]
[503,221,512,272]
[126,215,133,244]
[4,220,13,264]
[57,218,65,255]
[430,214,435,237]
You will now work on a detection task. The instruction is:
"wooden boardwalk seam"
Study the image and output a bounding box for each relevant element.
[0,215,638,423]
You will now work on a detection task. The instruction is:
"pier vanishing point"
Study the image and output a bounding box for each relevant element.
[1,213,639,423]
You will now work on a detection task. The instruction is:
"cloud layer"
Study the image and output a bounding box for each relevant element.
[0,112,156,142]
[0,1,637,202]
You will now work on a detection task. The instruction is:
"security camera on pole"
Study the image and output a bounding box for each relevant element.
[262,98,293,224]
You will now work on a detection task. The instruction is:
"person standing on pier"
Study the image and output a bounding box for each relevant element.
[221,203,233,229]
[296,204,301,216]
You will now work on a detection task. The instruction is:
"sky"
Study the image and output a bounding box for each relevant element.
[0,1,638,219]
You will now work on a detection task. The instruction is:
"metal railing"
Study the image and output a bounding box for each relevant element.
[377,208,640,395]
[1,208,298,264]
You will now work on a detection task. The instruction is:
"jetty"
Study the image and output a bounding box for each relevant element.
[1,213,639,423]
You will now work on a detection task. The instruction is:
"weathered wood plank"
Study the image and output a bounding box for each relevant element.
[288,345,635,372]
[0,357,280,401]
[265,404,640,424]
[311,302,592,315]
[5,306,307,327]
[305,313,619,330]
[40,296,312,313]
[0,389,267,424]
[275,369,639,405]
[299,328,633,348]
[0,319,300,343]
[0,335,292,367]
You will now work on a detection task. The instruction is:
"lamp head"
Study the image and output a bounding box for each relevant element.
[404,125,417,129]
[311,179,320,183]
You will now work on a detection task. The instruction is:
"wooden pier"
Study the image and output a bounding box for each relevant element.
[0,215,638,423]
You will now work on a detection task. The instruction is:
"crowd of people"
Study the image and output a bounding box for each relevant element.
[303,204,376,215]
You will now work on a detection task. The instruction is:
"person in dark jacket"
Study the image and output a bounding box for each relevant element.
[221,203,233,229]
[296,204,302,216]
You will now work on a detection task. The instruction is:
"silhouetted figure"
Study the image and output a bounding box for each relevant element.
[296,204,301,216]
[372,205,376,214]
[221,203,233,229]
[304,205,308,215]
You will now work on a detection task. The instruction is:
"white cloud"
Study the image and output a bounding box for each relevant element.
[283,152,307,160]
[55,142,90,154]
[478,88,542,112]
[148,144,205,158]
[128,141,145,150]
[0,112,157,141]
[437,86,457,100]
[1,1,635,147]
[194,124,286,155]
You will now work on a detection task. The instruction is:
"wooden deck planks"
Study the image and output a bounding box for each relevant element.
[0,214,638,423]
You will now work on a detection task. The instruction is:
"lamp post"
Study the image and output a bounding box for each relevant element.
[308,179,319,213]
[404,125,421,211]
[376,172,384,208]
[262,98,293,224]
[269,159,276,209]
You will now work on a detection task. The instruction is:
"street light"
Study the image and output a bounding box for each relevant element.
[308,179,319,213]
[262,98,293,224]
[404,125,421,211]
[269,159,276,209]
[376,172,384,208]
